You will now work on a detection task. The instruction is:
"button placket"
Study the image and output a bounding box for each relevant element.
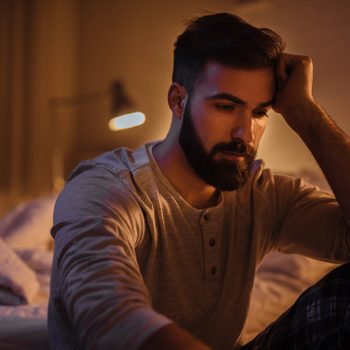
[201,210,220,280]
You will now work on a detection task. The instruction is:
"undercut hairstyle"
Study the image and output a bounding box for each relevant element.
[172,12,285,92]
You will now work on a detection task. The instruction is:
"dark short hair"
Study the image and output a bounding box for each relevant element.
[172,12,285,92]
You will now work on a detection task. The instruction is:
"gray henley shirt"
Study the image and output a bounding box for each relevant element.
[48,142,350,350]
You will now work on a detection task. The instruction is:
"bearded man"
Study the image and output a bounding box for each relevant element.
[48,13,350,350]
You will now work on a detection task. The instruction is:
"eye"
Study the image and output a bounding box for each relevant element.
[215,103,235,111]
[253,110,269,119]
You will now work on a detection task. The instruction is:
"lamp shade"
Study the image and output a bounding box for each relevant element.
[109,112,146,131]
[108,81,146,131]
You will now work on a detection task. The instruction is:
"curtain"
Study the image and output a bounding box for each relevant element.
[0,0,79,213]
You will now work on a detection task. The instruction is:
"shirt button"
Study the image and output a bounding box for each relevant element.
[203,213,210,221]
[211,266,217,275]
[209,239,216,247]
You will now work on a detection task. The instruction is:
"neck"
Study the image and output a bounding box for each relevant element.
[153,138,220,209]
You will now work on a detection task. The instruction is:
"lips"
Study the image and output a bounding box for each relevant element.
[220,150,245,160]
[220,143,247,156]
[233,143,247,153]
[210,139,252,160]
[222,150,244,155]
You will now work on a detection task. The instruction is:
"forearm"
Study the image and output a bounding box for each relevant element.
[140,323,212,350]
[285,100,350,220]
[53,220,170,349]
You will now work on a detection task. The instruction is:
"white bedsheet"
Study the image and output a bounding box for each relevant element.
[0,196,55,311]
[0,195,56,349]
[241,252,337,344]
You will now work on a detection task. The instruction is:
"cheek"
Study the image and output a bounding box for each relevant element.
[253,119,267,146]
[191,109,218,149]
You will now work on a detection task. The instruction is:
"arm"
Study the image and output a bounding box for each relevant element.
[51,165,210,350]
[273,53,350,221]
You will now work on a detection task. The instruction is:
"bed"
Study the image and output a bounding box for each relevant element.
[0,195,54,349]
[0,187,338,349]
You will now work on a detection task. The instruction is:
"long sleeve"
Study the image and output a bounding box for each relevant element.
[270,173,350,262]
[48,163,171,350]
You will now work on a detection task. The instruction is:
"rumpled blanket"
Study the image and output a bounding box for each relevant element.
[0,195,55,308]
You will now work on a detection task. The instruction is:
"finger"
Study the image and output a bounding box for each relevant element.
[275,53,290,89]
[275,53,311,90]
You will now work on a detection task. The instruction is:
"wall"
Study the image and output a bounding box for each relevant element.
[0,0,79,214]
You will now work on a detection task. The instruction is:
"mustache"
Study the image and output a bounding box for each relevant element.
[210,139,255,157]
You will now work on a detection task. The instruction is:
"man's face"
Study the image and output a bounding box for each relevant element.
[179,63,275,191]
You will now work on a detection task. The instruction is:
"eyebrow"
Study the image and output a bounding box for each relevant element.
[206,93,274,108]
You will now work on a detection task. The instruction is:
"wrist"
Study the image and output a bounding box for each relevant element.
[281,99,325,137]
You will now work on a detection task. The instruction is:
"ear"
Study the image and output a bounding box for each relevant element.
[167,83,188,119]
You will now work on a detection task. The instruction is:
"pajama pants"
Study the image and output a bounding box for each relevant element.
[241,263,350,350]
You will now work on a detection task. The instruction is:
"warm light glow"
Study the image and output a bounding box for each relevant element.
[108,112,146,131]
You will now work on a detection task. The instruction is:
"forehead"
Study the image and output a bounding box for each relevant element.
[192,62,276,105]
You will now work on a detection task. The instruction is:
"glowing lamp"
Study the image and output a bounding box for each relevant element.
[50,79,145,191]
[108,112,145,131]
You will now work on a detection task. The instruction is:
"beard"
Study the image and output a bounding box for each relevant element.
[179,101,256,191]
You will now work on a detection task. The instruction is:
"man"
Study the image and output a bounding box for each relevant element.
[48,12,350,350]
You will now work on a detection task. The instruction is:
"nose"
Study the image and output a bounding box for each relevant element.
[230,112,254,145]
